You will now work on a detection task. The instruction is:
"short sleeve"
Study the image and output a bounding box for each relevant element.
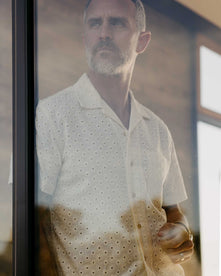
[163,139,187,206]
[36,102,62,195]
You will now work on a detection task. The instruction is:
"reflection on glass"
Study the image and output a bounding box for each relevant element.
[36,0,197,275]
[0,0,12,275]
[198,122,221,276]
[200,46,221,114]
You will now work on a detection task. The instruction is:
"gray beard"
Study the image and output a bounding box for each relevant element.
[85,47,132,76]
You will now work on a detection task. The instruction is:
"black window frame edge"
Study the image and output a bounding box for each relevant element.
[12,0,37,274]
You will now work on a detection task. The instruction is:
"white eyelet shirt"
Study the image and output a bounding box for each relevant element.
[36,74,187,276]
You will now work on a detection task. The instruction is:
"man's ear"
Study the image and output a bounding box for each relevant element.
[136,31,151,54]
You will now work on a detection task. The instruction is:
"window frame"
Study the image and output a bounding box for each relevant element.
[12,0,37,274]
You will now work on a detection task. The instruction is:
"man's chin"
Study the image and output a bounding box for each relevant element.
[91,62,121,76]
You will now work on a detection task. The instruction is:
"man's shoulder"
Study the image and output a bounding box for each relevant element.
[37,84,77,110]
[36,75,87,114]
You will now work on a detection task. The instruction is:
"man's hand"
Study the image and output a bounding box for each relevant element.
[158,205,194,264]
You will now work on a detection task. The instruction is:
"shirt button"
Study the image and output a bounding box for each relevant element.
[130,161,134,166]
[137,224,142,229]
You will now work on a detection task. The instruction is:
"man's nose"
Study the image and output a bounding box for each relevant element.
[99,22,112,40]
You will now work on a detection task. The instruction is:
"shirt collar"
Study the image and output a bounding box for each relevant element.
[75,73,150,122]
[130,92,150,120]
[76,73,103,109]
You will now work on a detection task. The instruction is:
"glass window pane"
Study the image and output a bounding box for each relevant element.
[198,121,221,276]
[0,0,12,275]
[36,1,200,275]
[200,46,221,114]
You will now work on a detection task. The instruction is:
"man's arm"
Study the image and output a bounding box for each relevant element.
[158,204,194,264]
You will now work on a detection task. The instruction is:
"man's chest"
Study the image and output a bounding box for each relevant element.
[53,112,169,211]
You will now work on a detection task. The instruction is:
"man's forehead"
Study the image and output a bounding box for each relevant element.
[85,0,136,20]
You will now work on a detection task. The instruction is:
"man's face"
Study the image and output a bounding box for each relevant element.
[83,0,140,76]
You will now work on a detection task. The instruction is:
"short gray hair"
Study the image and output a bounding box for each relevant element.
[84,0,146,32]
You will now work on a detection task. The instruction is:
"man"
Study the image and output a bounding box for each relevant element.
[36,0,194,275]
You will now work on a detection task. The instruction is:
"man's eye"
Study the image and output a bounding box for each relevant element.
[89,20,101,28]
[91,23,100,27]
[110,19,125,27]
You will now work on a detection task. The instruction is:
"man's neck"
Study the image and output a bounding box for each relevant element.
[87,70,132,129]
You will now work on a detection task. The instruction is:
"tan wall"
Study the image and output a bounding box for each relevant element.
[175,0,221,28]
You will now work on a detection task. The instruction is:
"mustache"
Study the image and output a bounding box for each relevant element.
[92,40,119,55]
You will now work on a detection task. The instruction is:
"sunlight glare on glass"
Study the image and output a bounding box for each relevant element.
[198,122,221,276]
[200,46,221,114]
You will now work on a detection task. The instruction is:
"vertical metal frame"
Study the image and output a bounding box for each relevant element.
[12,0,36,274]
